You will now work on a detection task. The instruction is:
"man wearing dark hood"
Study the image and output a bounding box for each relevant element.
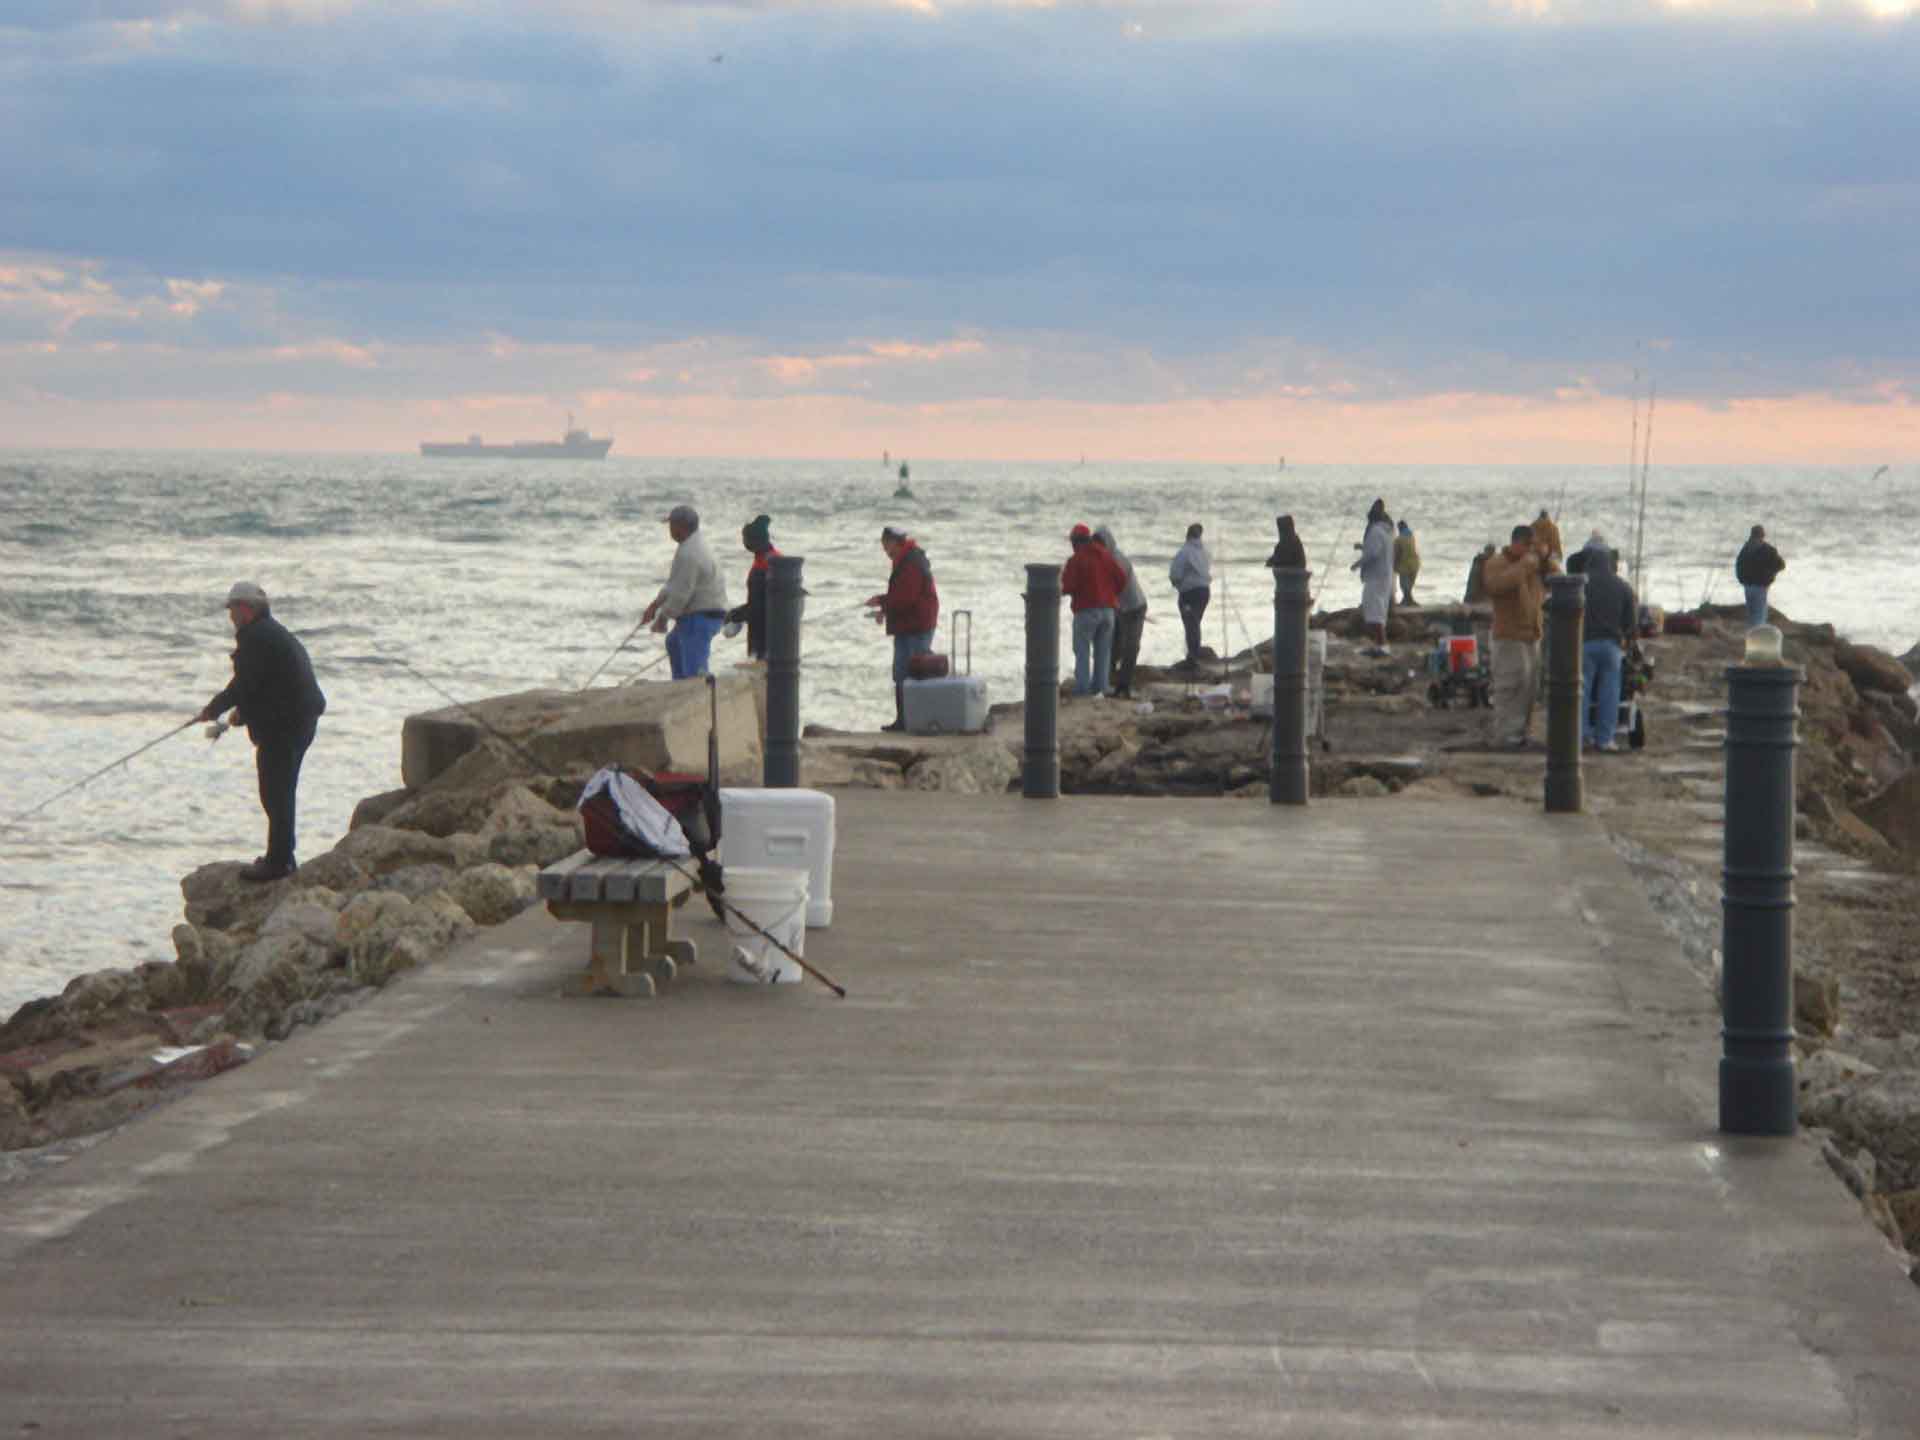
[1266,514,1307,570]
[196,581,327,882]
[726,514,778,660]
[1580,547,1637,752]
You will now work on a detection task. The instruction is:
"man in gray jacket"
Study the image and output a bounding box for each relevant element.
[641,504,729,679]
[1169,523,1211,665]
[1095,525,1148,697]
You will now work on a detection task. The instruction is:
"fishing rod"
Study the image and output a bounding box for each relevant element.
[579,617,652,691]
[2,717,200,830]
[394,661,846,998]
[618,650,673,686]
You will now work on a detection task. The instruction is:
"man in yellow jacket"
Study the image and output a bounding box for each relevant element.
[1482,523,1559,748]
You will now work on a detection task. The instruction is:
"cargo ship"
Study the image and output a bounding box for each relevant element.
[420,414,612,459]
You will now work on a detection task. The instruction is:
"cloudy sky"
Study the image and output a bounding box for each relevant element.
[4,0,1916,461]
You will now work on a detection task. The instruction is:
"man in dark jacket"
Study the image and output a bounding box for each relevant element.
[197,581,327,881]
[1735,525,1786,629]
[866,526,939,732]
[1580,548,1637,752]
[726,513,778,660]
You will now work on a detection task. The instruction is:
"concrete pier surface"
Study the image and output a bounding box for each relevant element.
[4,792,1918,1436]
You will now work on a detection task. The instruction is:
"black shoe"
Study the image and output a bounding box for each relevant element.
[880,720,906,733]
[240,859,296,883]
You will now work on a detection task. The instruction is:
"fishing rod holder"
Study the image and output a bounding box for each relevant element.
[765,555,805,788]
[1720,638,1801,1136]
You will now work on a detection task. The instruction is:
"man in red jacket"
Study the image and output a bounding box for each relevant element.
[866,525,940,731]
[1060,523,1128,697]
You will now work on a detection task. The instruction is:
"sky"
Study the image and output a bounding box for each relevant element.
[3,0,1916,463]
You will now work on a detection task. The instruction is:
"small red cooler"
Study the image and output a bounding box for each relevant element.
[1447,635,1477,673]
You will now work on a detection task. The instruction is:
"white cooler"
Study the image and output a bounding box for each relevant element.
[719,787,836,928]
[903,675,990,734]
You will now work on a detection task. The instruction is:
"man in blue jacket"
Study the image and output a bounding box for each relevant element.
[197,581,327,882]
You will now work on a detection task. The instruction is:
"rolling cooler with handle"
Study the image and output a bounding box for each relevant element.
[903,609,989,734]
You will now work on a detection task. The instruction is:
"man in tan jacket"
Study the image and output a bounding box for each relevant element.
[1482,523,1559,747]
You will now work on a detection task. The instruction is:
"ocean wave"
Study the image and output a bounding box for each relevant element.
[438,530,509,546]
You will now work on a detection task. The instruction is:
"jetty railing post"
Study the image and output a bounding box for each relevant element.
[1023,563,1061,799]
[1269,566,1310,805]
[763,555,804,788]
[1543,573,1586,814]
[1720,626,1801,1136]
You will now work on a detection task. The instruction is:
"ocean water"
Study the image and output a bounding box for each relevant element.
[2,450,1913,1018]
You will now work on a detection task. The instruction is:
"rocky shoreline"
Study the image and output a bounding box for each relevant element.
[5,606,1918,1278]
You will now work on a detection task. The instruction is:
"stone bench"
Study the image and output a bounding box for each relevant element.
[538,850,699,998]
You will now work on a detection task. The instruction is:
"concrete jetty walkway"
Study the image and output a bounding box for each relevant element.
[4,793,1918,1436]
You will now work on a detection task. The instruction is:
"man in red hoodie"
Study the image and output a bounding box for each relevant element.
[865,525,940,731]
[1060,523,1128,697]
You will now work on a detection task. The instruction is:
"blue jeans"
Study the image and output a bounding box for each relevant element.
[1744,584,1770,629]
[1072,608,1116,695]
[1582,638,1623,748]
[666,612,724,679]
[892,629,933,683]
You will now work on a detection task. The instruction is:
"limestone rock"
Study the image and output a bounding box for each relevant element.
[1887,1190,1920,1252]
[1335,775,1392,798]
[481,784,575,835]
[231,930,331,991]
[906,740,1019,795]
[1794,970,1842,1038]
[487,824,580,869]
[1857,770,1920,854]
[292,849,371,895]
[260,891,347,958]
[1798,1048,1879,1129]
[222,931,328,1037]
[349,787,415,831]
[449,863,539,926]
[337,890,472,988]
[1831,1071,1920,1192]
[447,832,492,870]
[355,930,439,988]
[1835,639,1916,697]
[372,863,459,901]
[334,824,458,877]
[1,1078,36,1150]
[181,860,296,937]
[1088,741,1142,784]
[133,960,190,1011]
[172,924,241,998]
[400,676,763,790]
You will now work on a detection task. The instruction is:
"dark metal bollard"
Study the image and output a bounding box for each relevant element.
[1023,563,1061,799]
[1720,628,1801,1136]
[1543,573,1586,814]
[763,554,804,788]
[1269,566,1311,805]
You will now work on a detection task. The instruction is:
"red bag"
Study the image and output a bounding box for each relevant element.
[907,653,950,679]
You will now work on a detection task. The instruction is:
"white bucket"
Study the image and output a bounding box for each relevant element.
[722,866,808,985]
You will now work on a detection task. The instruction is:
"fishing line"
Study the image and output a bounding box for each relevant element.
[2,717,200,830]
[393,660,846,997]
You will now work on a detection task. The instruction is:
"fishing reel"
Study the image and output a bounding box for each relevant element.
[205,720,231,743]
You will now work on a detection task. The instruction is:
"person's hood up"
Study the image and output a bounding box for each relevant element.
[1585,546,1615,578]
[1094,525,1119,551]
